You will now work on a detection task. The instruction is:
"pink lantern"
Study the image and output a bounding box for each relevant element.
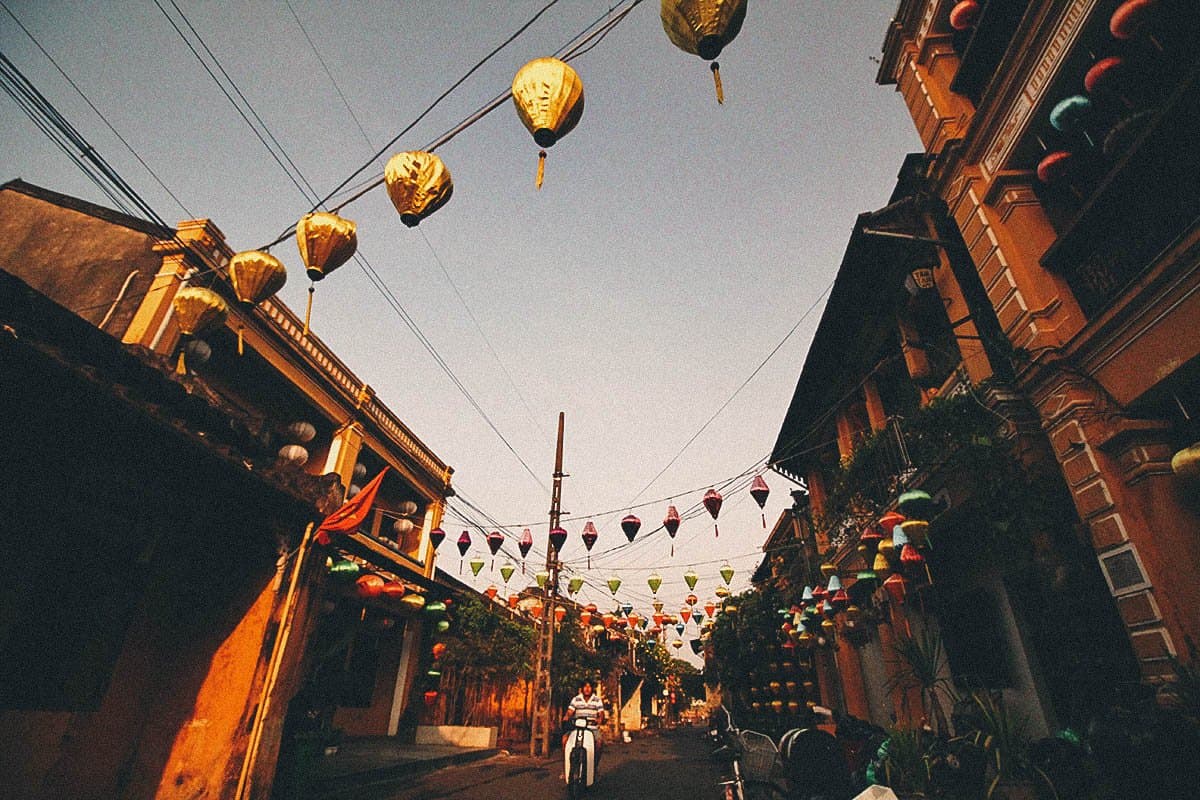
[456,531,470,574]
[582,521,598,568]
[949,0,981,31]
[486,530,504,570]
[621,513,641,543]
[703,489,723,537]
[663,506,681,556]
[519,528,533,574]
[750,475,770,528]
[549,526,568,553]
[430,527,446,550]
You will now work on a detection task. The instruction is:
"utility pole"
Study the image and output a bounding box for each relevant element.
[530,412,565,757]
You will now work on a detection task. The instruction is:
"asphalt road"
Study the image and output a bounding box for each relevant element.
[371,728,724,800]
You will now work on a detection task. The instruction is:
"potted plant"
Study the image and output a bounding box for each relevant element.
[968,692,1053,800]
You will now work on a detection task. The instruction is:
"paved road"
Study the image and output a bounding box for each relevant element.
[369,729,723,800]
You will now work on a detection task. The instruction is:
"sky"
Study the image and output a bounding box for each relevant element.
[1,0,920,664]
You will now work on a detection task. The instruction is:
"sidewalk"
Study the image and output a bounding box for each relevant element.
[303,737,500,799]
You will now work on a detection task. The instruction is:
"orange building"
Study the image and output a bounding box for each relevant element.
[0,180,454,799]
[876,0,1199,680]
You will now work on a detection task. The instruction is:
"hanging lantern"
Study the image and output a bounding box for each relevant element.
[883,573,908,605]
[675,622,686,635]
[485,585,499,601]
[1050,95,1096,147]
[714,585,730,599]
[879,511,906,536]
[568,575,584,595]
[518,528,534,575]
[535,570,549,590]
[381,581,406,600]
[352,460,368,481]
[797,630,813,648]
[704,601,716,618]
[702,488,723,537]
[845,605,862,626]
[430,528,446,551]
[672,638,684,650]
[499,561,515,585]
[831,589,850,611]
[431,642,447,660]
[820,562,838,579]
[277,444,309,466]
[456,531,470,574]
[549,526,568,553]
[423,690,439,707]
[827,574,842,592]
[860,526,884,555]
[356,574,385,598]
[652,600,664,614]
[822,600,837,620]
[424,601,448,615]
[227,250,287,355]
[392,518,415,541]
[1110,0,1164,49]
[182,338,211,366]
[948,0,981,30]
[621,602,633,616]
[171,286,228,374]
[469,556,485,577]
[607,576,622,596]
[660,0,747,104]
[485,530,505,570]
[384,151,454,227]
[400,594,426,612]
[663,505,681,556]
[627,612,641,629]
[878,533,896,561]
[900,543,927,577]
[580,610,593,626]
[511,57,584,189]
[801,585,814,605]
[555,606,567,625]
[897,490,934,519]
[601,612,615,629]
[679,606,692,625]
[873,551,892,578]
[892,527,910,554]
[750,475,770,527]
[653,612,665,628]
[295,211,357,334]
[530,600,544,619]
[684,569,699,591]
[900,519,929,547]
[621,514,641,543]
[648,573,663,594]
[508,594,520,609]
[685,593,698,607]
[329,559,361,580]
[719,562,734,586]
[582,521,599,568]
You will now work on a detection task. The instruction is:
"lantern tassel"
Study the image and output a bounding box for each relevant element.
[535,150,546,190]
[670,541,674,558]
[176,348,187,376]
[714,522,719,538]
[711,62,724,105]
[303,284,314,336]
[761,512,767,529]
[237,325,245,356]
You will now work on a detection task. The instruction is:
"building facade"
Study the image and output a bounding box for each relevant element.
[0,180,454,799]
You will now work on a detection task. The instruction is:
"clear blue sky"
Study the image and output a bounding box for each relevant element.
[2,0,919,660]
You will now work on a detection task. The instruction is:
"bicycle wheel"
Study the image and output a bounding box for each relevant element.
[567,747,585,800]
[741,779,786,800]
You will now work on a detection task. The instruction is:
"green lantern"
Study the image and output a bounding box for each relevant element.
[684,569,699,591]
[469,557,485,576]
[425,601,447,614]
[535,570,549,589]
[329,559,361,581]
[607,576,622,596]
[436,620,450,632]
[647,573,663,594]
[500,562,516,584]
[719,563,735,585]
[568,576,584,595]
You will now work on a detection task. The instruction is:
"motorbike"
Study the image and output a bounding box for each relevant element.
[564,717,597,799]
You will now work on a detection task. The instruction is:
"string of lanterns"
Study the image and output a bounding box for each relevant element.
[167,1,748,365]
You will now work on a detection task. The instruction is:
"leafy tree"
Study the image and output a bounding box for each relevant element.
[550,610,619,705]
[439,593,535,683]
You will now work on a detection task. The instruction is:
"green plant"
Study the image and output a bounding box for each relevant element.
[881,727,932,797]
[969,692,1053,799]
[888,626,956,736]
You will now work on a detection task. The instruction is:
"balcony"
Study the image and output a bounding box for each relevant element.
[950,0,1033,106]
[1041,59,1200,317]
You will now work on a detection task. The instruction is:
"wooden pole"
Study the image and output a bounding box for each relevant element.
[530,412,565,757]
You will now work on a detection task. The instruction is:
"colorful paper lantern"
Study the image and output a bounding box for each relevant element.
[621,514,641,542]
[384,150,453,227]
[684,569,699,591]
[660,0,747,104]
[511,57,584,189]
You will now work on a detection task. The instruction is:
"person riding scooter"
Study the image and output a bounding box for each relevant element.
[563,680,605,753]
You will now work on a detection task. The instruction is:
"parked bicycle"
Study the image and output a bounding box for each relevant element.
[709,707,787,800]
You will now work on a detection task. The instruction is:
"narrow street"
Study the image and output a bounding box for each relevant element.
[355,729,722,800]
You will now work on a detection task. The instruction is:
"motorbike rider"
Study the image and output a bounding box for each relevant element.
[563,679,605,761]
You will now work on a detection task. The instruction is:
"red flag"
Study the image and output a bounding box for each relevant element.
[315,469,388,545]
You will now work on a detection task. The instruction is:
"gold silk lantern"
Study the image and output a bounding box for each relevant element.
[171,286,228,374]
[511,57,585,189]
[384,151,454,227]
[295,211,357,335]
[227,250,287,355]
[660,0,747,104]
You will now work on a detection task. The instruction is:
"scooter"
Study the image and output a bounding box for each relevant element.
[564,717,597,798]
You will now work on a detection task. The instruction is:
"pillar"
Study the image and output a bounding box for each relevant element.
[863,377,888,433]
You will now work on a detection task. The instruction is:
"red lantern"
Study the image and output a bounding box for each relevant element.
[703,488,723,537]
[949,0,981,30]
[601,612,615,629]
[750,475,770,528]
[1110,0,1162,47]
[484,585,498,600]
[549,526,568,553]
[860,525,884,555]
[486,530,504,570]
[555,606,567,624]
[900,543,925,571]
[621,514,641,543]
[432,642,447,659]
[430,528,446,550]
[456,531,470,574]
[653,612,666,627]
[831,589,850,611]
[883,573,908,605]
[1037,151,1076,185]
[356,574,385,598]
[530,601,544,619]
[686,593,698,607]
[508,594,520,609]
[581,610,593,626]
[663,506,681,556]
[879,511,905,536]
[381,581,406,599]
[424,690,439,706]
[627,612,641,629]
[704,602,716,618]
